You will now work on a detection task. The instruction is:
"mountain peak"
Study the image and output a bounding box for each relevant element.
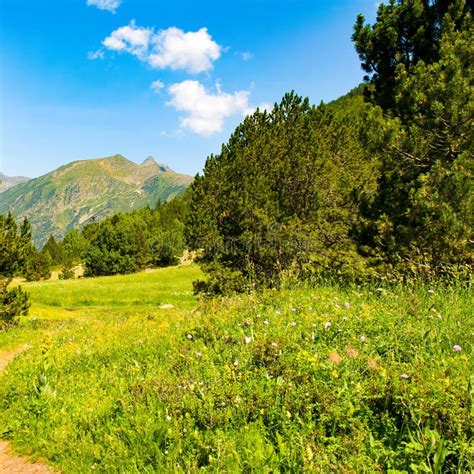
[141,156,158,166]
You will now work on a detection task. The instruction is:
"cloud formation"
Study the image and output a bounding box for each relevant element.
[87,49,105,60]
[87,0,121,14]
[150,80,165,92]
[166,80,251,136]
[102,22,222,73]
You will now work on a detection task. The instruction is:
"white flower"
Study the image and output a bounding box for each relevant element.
[244,336,252,344]
[187,334,193,340]
[360,336,366,342]
[166,415,172,421]
[271,342,278,347]
[428,289,435,294]
[275,310,281,315]
[324,321,331,329]
[291,307,296,312]
[290,321,297,327]
[233,360,239,367]
[263,319,269,325]
[400,373,409,380]
[344,302,350,308]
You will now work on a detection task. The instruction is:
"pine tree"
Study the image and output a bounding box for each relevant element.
[353,0,473,278]
[0,213,31,327]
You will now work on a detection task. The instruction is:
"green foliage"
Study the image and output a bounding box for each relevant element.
[42,235,64,266]
[187,92,376,293]
[24,250,52,282]
[354,1,473,279]
[0,213,32,326]
[352,0,472,113]
[0,281,29,328]
[84,198,188,277]
[0,266,471,471]
[61,229,89,264]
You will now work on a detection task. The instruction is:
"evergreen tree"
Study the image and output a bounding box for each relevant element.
[24,249,52,281]
[187,93,375,294]
[353,0,472,113]
[42,235,64,266]
[353,0,473,278]
[0,213,31,327]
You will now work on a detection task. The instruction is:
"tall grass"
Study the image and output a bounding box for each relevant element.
[1,266,472,472]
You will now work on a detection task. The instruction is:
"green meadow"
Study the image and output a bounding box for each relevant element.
[0,266,472,472]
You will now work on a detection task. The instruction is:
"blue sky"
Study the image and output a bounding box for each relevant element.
[0,0,377,178]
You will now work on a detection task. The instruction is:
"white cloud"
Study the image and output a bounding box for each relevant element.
[102,21,152,59]
[87,49,105,60]
[150,80,165,93]
[241,51,252,61]
[148,27,221,73]
[102,23,221,73]
[87,0,121,14]
[167,80,251,136]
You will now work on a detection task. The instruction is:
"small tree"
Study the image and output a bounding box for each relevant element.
[0,213,32,328]
[24,249,52,281]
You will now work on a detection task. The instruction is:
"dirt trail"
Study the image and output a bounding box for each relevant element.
[0,346,54,473]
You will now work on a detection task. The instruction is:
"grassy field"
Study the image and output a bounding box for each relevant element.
[0,266,472,472]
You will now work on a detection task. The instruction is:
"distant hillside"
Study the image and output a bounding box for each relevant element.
[0,173,30,192]
[0,155,193,246]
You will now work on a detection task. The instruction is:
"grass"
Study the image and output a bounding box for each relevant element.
[0,266,472,472]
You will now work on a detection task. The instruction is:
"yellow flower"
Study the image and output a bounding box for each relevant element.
[332,369,339,378]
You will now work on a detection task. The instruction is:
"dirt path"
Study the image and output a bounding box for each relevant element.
[0,346,54,473]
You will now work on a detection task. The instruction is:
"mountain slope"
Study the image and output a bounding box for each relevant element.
[0,173,30,192]
[0,155,193,246]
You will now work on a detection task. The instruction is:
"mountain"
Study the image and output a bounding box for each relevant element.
[0,154,193,246]
[0,173,30,192]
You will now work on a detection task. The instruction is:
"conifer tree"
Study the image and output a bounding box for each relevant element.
[353,0,473,278]
[0,213,31,327]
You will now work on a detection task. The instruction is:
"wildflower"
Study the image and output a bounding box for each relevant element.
[312,323,317,327]
[428,289,434,294]
[233,360,239,367]
[367,358,378,370]
[263,319,269,325]
[290,321,297,327]
[328,351,342,365]
[335,304,342,310]
[342,316,348,321]
[437,314,442,320]
[346,347,359,358]
[332,369,339,378]
[324,321,331,329]
[453,345,462,352]
[187,334,193,340]
[244,336,252,344]
[309,306,313,310]
[275,310,281,315]
[166,415,172,421]
[271,342,278,347]
[344,302,350,308]
[400,373,409,380]
[291,307,296,312]
[196,352,202,358]
[360,336,366,342]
